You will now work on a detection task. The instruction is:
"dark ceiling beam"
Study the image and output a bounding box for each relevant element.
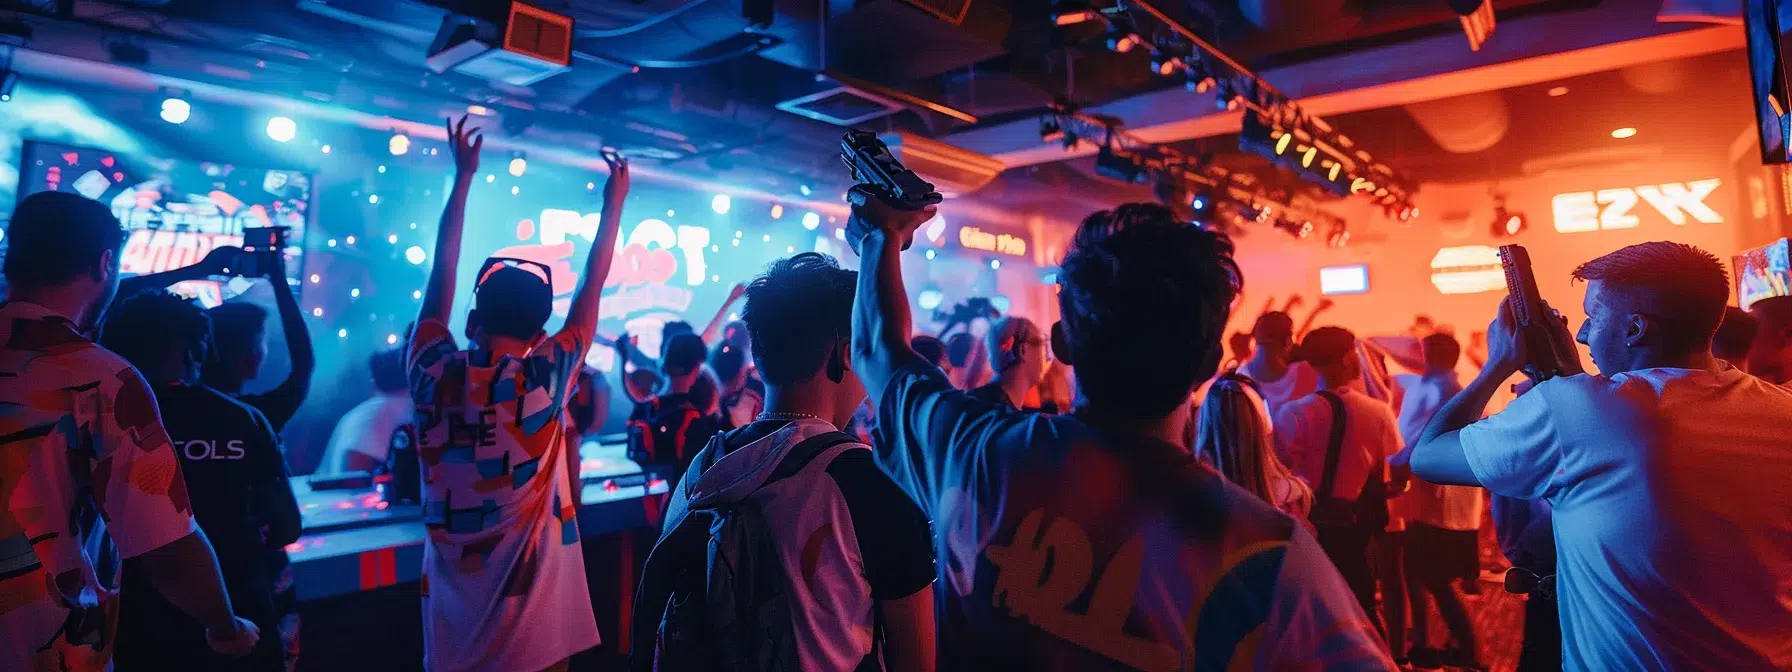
[946,2,1743,169]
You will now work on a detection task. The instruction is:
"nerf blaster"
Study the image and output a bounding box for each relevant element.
[840,129,943,251]
[1499,244,1583,382]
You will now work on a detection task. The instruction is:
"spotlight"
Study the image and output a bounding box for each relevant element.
[1492,197,1526,237]
[1185,72,1216,94]
[1191,195,1207,211]
[1610,127,1637,139]
[508,154,527,177]
[1040,115,1064,143]
[0,72,15,102]
[405,245,428,264]
[802,212,821,230]
[159,97,190,124]
[266,116,297,143]
[918,288,945,310]
[1214,82,1239,111]
[1274,132,1293,155]
[389,132,410,156]
[1106,29,1142,53]
[1095,145,1148,184]
[1150,55,1181,76]
[1301,145,1318,168]
[1051,0,1100,26]
[711,193,732,214]
[1328,162,1342,181]
[800,184,812,196]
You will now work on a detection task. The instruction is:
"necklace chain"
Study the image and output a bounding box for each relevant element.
[758,411,828,423]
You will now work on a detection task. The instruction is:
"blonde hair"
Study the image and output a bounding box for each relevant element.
[1195,376,1312,517]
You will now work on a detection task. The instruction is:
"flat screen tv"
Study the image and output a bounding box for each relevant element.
[15,140,311,306]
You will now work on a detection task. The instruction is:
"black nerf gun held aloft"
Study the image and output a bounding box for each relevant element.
[840,129,943,251]
[1499,244,1583,382]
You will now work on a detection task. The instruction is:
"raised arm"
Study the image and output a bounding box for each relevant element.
[564,152,630,337]
[417,116,483,328]
[1412,298,1546,485]
[848,187,937,404]
[112,246,239,308]
[700,283,747,345]
[254,267,314,429]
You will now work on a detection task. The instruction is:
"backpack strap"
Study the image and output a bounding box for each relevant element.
[767,430,860,485]
[1316,390,1347,502]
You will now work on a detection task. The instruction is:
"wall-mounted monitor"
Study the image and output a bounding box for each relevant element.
[1320,264,1370,295]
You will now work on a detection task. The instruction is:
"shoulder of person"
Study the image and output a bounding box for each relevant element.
[201,386,280,432]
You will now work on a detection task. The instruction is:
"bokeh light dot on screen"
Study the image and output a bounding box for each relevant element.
[337,329,348,338]
[311,307,323,317]
[711,194,732,214]
[990,259,1001,270]
[712,275,720,282]
[918,289,944,311]
[761,234,771,243]
[377,165,387,174]
[731,239,740,247]
[587,182,595,190]
[321,144,332,154]
[802,212,821,230]
[368,194,379,204]
[734,230,743,238]
[409,222,418,230]
[510,186,520,196]
[667,209,676,218]
[485,174,496,183]
[309,274,320,284]
[405,246,427,265]
[387,234,398,244]
[925,249,936,260]
[346,236,356,245]
[834,228,845,241]
[387,334,398,345]
[710,245,719,252]
[785,245,795,253]
[412,290,423,300]
[350,288,361,298]
[327,239,337,247]
[265,116,296,143]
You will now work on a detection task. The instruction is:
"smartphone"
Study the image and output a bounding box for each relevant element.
[239,226,289,278]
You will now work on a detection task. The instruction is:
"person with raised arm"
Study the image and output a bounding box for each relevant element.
[849,193,1391,670]
[405,116,629,672]
[1,192,259,671]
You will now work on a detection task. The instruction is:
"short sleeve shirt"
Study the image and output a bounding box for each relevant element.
[407,318,601,672]
[0,301,198,672]
[1273,388,1403,501]
[875,357,1392,671]
[1459,367,1792,670]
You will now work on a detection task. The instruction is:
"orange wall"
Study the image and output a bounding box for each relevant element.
[1227,155,1769,375]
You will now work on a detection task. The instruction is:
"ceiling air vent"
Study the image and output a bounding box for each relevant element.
[776,84,905,127]
[900,0,974,25]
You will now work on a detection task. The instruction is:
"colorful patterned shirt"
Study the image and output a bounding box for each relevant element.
[0,300,199,672]
[407,318,599,672]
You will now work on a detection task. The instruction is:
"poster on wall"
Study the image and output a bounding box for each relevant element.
[16,140,311,306]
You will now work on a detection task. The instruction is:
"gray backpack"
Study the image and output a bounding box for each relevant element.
[631,430,870,672]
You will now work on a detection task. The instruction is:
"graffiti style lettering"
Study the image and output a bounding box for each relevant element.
[985,509,1179,671]
[1552,179,1724,233]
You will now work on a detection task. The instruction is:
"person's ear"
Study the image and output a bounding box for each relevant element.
[1627,313,1650,347]
[1051,321,1073,366]
[96,249,117,283]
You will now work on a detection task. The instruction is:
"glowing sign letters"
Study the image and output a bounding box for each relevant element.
[958,226,1027,257]
[1551,179,1723,233]
[1429,245,1505,295]
[539,209,712,286]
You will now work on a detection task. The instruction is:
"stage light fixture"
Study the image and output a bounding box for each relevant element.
[508,154,527,177]
[990,259,1002,270]
[1301,145,1317,168]
[159,97,190,124]
[1051,0,1100,26]
[1186,73,1216,94]
[1547,86,1569,97]
[1491,196,1525,237]
[1274,132,1292,155]
[1610,127,1637,139]
[802,212,821,230]
[1150,55,1181,76]
[266,116,297,143]
[711,193,732,214]
[389,131,410,156]
[1191,195,1207,211]
[1328,161,1342,181]
[1107,29,1142,53]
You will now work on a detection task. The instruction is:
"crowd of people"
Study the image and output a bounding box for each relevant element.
[4,111,1792,672]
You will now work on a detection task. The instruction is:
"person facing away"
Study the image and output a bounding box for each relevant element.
[100,291,301,672]
[711,338,765,430]
[201,274,315,433]
[319,347,415,474]
[1711,306,1757,375]
[1271,326,1403,630]
[1194,374,1314,522]
[1388,333,1484,670]
[406,117,629,672]
[638,253,937,671]
[1412,241,1792,670]
[966,316,1048,411]
[850,196,1392,670]
[1239,311,1320,416]
[1746,295,1792,384]
[0,191,260,671]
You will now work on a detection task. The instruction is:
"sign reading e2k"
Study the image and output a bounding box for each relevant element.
[1552,179,1723,233]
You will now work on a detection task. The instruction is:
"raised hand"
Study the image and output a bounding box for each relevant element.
[847,185,937,253]
[206,616,261,657]
[602,150,630,206]
[446,115,483,179]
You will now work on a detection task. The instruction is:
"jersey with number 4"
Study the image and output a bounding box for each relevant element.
[874,359,1394,671]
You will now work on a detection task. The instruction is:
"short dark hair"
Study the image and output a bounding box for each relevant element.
[1713,306,1759,361]
[100,290,211,375]
[472,265,552,340]
[661,333,708,377]
[1295,326,1357,368]
[946,332,977,368]
[1253,311,1293,341]
[910,335,948,369]
[1059,203,1240,418]
[1422,332,1462,370]
[3,191,127,290]
[208,301,269,361]
[370,347,408,393]
[1572,242,1728,352]
[742,253,856,386]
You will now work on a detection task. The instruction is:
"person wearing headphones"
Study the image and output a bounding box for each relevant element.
[967,316,1048,411]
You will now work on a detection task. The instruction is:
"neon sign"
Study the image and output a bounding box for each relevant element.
[958,226,1027,257]
[538,209,713,286]
[1551,179,1723,233]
